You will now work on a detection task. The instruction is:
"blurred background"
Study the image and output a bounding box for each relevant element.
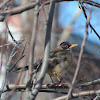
[0,0,100,100]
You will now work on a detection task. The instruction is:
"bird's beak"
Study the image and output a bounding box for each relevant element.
[70,44,78,48]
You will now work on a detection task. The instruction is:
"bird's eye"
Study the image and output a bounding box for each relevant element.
[65,45,68,48]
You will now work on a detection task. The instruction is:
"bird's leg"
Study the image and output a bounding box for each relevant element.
[49,75,58,86]
[49,75,54,83]
[55,73,61,82]
[56,75,61,82]
[49,75,59,90]
[55,74,67,88]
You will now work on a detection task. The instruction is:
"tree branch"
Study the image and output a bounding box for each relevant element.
[81,6,100,39]
[66,8,91,100]
[1,84,100,99]
[77,78,100,88]
[0,0,100,21]
[28,1,56,100]
[54,89,100,100]
[0,40,23,98]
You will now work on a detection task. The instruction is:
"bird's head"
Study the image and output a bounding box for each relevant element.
[60,41,78,50]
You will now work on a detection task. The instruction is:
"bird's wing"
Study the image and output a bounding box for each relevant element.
[48,57,62,68]
[50,46,63,57]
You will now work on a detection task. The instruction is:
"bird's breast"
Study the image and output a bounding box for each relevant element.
[48,50,73,77]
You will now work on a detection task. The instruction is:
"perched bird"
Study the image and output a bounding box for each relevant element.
[47,41,78,83]
[13,41,78,84]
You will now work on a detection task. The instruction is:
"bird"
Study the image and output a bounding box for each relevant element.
[47,41,78,84]
[13,41,78,85]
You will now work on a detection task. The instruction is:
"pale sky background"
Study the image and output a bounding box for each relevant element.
[14,0,100,46]
[58,1,100,45]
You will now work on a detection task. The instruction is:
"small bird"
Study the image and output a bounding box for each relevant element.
[47,41,78,83]
[13,41,78,84]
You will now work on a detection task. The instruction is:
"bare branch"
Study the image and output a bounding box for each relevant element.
[0,0,100,21]
[54,89,100,100]
[0,0,10,9]
[28,0,40,90]
[28,1,56,100]
[5,21,17,43]
[0,43,13,48]
[0,40,23,98]
[81,5,100,39]
[8,43,26,73]
[2,84,68,94]
[82,0,100,8]
[0,2,36,21]
[66,8,92,100]
[0,84,68,93]
[77,78,100,87]
[1,84,100,99]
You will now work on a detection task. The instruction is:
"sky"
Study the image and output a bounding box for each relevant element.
[58,1,100,45]
[14,0,100,45]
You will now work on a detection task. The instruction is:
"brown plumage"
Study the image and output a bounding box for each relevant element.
[14,41,78,83]
[47,41,78,82]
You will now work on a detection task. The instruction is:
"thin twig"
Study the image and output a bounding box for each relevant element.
[0,0,10,9]
[8,43,26,73]
[0,40,23,98]
[82,0,100,8]
[81,5,100,39]
[66,8,92,100]
[9,55,25,73]
[0,43,13,48]
[54,89,100,100]
[5,21,17,44]
[6,71,23,100]
[28,0,40,90]
[76,78,100,87]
